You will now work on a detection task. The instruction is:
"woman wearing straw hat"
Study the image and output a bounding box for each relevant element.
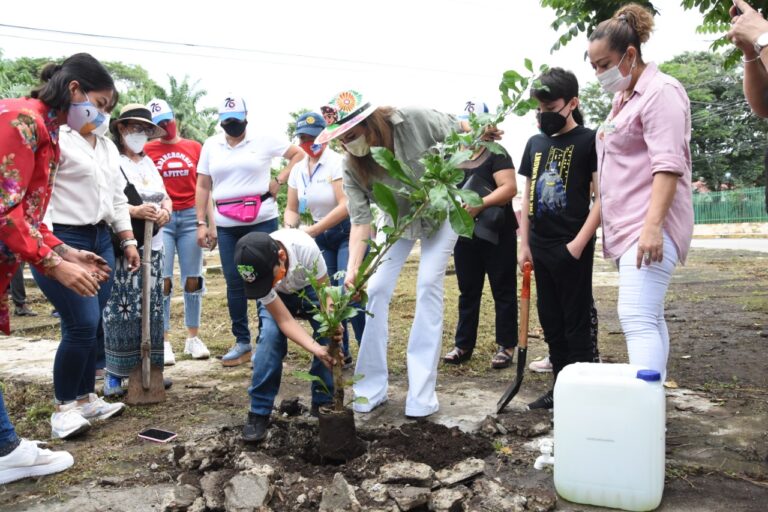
[102,104,172,397]
[315,90,480,418]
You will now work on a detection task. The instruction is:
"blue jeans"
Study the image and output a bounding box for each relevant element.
[314,219,366,357]
[0,388,18,452]
[249,286,333,415]
[217,218,279,345]
[32,224,115,402]
[162,207,204,332]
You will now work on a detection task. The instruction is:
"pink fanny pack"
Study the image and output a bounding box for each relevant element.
[216,193,271,223]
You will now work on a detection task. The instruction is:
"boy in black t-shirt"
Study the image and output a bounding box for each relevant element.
[518,68,602,410]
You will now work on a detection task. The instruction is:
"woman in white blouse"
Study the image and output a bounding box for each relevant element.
[36,104,139,439]
[103,104,172,398]
[283,112,365,367]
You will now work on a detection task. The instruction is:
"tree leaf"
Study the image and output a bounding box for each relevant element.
[372,182,399,224]
[456,189,484,208]
[448,195,475,238]
[428,183,450,210]
[448,149,472,168]
[371,147,418,187]
[479,141,507,155]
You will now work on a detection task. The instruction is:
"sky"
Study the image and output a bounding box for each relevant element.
[1,0,719,164]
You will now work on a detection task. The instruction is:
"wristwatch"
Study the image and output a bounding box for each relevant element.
[754,32,768,55]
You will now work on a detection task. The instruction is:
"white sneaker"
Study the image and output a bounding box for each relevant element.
[76,394,125,422]
[528,356,553,373]
[0,439,74,484]
[184,336,210,360]
[164,341,176,366]
[50,402,91,439]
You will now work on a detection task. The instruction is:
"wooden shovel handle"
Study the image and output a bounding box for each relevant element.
[521,261,532,299]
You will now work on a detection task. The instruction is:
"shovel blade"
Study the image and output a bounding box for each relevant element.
[126,365,166,405]
[496,346,527,414]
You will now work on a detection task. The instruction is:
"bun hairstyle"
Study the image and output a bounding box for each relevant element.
[30,53,116,112]
[531,67,585,126]
[589,3,655,60]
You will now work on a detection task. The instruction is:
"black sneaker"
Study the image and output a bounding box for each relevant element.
[527,390,554,411]
[310,403,331,418]
[242,413,269,443]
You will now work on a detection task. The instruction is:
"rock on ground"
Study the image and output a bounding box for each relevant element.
[429,486,469,512]
[200,469,234,510]
[435,458,485,487]
[379,460,435,487]
[224,472,273,511]
[467,479,527,512]
[387,486,431,511]
[319,473,361,512]
[161,484,200,512]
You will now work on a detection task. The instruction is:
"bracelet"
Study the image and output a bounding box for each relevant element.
[196,221,207,227]
[120,238,138,249]
[743,54,762,63]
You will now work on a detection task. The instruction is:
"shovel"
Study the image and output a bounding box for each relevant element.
[126,220,166,405]
[497,261,532,413]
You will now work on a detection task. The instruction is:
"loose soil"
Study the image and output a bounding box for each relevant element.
[1,247,767,511]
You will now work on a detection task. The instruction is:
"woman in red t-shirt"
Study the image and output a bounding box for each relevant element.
[144,99,212,362]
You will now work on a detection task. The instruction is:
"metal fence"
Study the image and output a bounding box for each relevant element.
[693,187,768,224]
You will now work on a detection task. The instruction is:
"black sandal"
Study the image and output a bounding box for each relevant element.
[443,347,472,365]
[491,347,515,369]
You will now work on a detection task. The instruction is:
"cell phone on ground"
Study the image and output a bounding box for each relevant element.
[138,428,177,443]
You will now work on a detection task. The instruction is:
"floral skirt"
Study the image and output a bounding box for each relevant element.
[103,249,164,377]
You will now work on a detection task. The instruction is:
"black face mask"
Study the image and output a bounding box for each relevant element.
[536,103,570,137]
[222,119,247,137]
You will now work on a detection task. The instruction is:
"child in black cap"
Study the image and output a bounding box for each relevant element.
[234,229,339,442]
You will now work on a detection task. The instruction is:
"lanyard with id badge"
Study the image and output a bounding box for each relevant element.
[299,162,322,216]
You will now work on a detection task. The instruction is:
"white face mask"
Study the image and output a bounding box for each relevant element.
[344,134,370,157]
[124,132,148,153]
[92,114,110,137]
[596,51,635,94]
[67,91,107,135]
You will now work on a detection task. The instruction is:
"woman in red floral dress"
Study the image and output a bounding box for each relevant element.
[0,53,124,439]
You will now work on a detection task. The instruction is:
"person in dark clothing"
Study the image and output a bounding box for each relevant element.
[10,264,36,317]
[517,68,602,410]
[443,101,518,368]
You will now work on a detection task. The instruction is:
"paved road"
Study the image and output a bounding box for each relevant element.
[690,238,768,253]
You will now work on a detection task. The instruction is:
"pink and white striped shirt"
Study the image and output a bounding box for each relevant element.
[596,62,694,263]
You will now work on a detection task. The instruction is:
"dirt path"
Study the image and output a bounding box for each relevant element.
[0,247,767,511]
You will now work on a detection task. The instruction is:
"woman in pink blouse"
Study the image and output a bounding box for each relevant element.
[588,3,694,380]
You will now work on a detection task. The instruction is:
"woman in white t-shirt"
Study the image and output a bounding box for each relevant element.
[284,112,366,367]
[103,104,172,396]
[195,96,304,367]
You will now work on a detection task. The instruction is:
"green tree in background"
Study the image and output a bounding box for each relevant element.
[575,51,767,188]
[0,50,216,142]
[540,0,768,66]
[662,51,766,188]
[578,81,612,127]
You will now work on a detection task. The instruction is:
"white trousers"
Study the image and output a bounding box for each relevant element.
[353,220,458,416]
[617,232,678,381]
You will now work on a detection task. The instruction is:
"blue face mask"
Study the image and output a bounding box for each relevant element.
[67,91,106,135]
